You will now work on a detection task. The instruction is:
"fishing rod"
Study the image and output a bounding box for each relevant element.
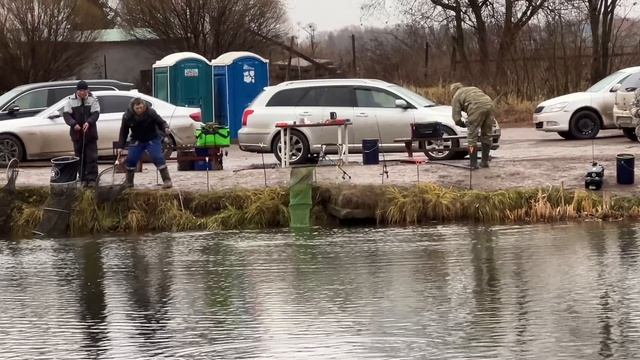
[374,115,389,184]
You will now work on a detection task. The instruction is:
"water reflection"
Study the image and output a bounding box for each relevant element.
[2,224,640,359]
[78,239,108,357]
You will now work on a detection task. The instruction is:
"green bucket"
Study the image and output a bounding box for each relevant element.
[195,125,230,148]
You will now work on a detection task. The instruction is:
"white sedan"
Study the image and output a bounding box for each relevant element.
[0,90,201,163]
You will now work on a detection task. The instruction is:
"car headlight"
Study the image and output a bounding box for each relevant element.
[542,102,569,113]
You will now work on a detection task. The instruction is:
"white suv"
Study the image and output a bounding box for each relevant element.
[238,79,501,164]
[534,66,640,139]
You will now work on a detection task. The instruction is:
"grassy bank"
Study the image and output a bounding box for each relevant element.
[413,85,539,125]
[3,183,640,238]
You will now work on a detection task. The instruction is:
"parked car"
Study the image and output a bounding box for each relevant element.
[612,73,640,141]
[0,90,201,163]
[238,79,501,164]
[533,66,640,140]
[0,80,134,122]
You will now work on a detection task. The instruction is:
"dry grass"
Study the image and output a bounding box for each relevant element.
[6,184,640,238]
[378,184,639,225]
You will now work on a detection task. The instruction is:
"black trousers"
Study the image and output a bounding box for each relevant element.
[73,138,98,182]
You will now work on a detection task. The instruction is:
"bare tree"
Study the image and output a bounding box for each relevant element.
[583,0,624,83]
[118,0,288,59]
[0,0,96,90]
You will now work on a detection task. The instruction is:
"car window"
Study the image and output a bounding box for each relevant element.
[321,86,355,107]
[11,89,48,110]
[296,86,355,107]
[266,88,308,107]
[587,71,626,92]
[49,87,76,106]
[355,88,399,108]
[621,73,640,90]
[99,96,135,113]
[297,87,326,107]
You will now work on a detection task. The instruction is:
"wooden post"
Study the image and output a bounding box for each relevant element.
[351,34,357,76]
[424,41,430,83]
[103,55,107,79]
[286,36,294,81]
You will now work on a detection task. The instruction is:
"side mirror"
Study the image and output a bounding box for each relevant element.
[7,104,20,114]
[610,84,622,92]
[395,99,409,109]
[47,113,61,120]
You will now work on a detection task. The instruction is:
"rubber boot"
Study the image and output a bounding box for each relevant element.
[125,170,135,188]
[469,150,479,170]
[480,143,491,168]
[159,167,173,189]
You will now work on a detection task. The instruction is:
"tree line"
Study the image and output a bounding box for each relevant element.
[0,0,637,102]
[0,0,287,92]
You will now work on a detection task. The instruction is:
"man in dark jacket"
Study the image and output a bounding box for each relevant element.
[63,80,100,186]
[118,97,173,188]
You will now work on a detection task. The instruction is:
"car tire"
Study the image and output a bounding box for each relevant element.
[272,130,310,165]
[0,134,24,165]
[558,131,575,140]
[623,128,638,142]
[424,126,461,161]
[569,110,601,140]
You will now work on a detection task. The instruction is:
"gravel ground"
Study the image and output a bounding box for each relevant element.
[7,127,640,195]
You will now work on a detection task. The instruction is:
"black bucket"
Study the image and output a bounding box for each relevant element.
[616,153,635,185]
[362,138,379,165]
[50,156,80,184]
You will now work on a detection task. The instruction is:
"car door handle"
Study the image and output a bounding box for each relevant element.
[298,112,312,116]
[356,112,369,117]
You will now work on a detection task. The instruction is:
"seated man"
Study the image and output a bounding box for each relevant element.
[117,98,173,188]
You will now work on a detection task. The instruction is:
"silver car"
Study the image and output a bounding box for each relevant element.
[0,90,201,163]
[238,79,501,164]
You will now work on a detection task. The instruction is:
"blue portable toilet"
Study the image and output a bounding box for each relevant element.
[212,52,269,139]
[152,52,214,123]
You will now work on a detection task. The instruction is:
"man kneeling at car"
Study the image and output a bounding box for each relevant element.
[117,98,173,189]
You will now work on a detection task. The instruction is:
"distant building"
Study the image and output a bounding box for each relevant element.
[77,28,164,93]
[271,57,341,83]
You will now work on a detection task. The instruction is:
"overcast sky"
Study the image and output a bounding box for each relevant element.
[284,0,397,33]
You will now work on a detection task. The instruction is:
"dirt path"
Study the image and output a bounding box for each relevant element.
[9,128,640,195]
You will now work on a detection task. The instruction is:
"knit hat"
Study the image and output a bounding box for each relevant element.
[450,82,463,94]
[76,80,88,90]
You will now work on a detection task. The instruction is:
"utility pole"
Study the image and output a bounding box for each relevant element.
[351,34,357,76]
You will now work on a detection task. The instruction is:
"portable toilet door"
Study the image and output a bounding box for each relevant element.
[213,52,269,138]
[152,52,214,123]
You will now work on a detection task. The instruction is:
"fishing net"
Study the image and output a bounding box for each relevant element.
[95,162,128,204]
[3,158,19,191]
[34,184,78,237]
[289,167,313,228]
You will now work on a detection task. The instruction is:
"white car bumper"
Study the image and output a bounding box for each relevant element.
[533,111,571,132]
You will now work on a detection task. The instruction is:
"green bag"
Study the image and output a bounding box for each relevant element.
[195,124,230,147]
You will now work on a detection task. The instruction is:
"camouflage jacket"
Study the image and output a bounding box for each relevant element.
[451,86,493,125]
[631,88,640,119]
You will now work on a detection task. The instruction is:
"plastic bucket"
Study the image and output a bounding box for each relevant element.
[617,153,635,185]
[50,156,80,184]
[362,138,379,165]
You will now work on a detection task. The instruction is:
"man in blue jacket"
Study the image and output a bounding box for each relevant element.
[118,97,173,189]
[63,80,100,186]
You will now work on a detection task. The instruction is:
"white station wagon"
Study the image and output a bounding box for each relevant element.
[238,79,501,164]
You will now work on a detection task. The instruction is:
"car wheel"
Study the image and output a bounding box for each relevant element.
[569,110,600,139]
[424,126,461,161]
[0,134,24,165]
[558,131,575,140]
[272,130,310,165]
[623,128,638,142]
